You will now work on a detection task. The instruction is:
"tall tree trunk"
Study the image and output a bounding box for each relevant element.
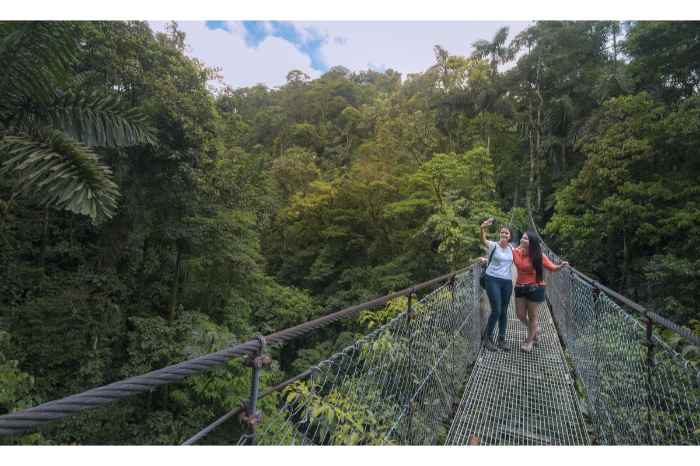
[139,236,151,280]
[169,243,183,322]
[562,139,567,173]
[39,207,49,269]
[622,229,630,291]
[535,75,543,212]
[612,23,619,77]
[528,129,535,211]
[137,236,152,302]
[482,114,491,155]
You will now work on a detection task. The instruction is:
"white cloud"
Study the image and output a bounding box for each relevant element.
[222,21,246,37]
[150,21,532,89]
[296,24,325,44]
[305,22,531,78]
[150,21,321,89]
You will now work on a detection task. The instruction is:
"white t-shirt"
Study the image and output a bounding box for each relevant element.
[485,240,513,280]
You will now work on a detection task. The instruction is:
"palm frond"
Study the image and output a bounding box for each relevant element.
[0,129,120,223]
[493,27,510,49]
[0,22,78,106]
[471,40,491,60]
[46,91,156,147]
[67,70,102,89]
[4,90,156,148]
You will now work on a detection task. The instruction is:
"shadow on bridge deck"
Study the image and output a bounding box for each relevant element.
[445,297,591,445]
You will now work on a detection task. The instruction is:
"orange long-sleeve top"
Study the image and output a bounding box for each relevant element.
[512,247,558,285]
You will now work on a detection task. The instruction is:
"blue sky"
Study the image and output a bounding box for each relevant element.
[150,21,532,89]
[206,20,329,72]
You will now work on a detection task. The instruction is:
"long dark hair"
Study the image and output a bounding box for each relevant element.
[526,229,544,282]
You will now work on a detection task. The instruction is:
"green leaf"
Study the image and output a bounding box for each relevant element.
[1,130,120,223]
[286,391,297,404]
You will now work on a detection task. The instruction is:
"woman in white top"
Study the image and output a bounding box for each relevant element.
[479,218,514,351]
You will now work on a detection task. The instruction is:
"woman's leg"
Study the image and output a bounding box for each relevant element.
[526,300,540,343]
[515,296,528,326]
[497,280,513,341]
[483,277,502,345]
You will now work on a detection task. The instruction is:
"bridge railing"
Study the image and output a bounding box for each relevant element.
[0,261,477,444]
[249,265,482,445]
[530,213,700,445]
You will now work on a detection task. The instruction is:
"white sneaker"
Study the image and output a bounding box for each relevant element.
[520,341,534,353]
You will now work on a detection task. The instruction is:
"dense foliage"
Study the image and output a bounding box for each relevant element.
[0,20,698,444]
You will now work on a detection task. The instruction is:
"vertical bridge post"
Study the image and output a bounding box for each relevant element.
[240,335,271,445]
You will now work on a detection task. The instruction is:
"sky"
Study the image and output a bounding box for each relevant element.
[9,1,696,89]
[148,21,532,90]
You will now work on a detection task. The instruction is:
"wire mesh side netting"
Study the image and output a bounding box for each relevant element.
[248,266,482,445]
[544,248,700,445]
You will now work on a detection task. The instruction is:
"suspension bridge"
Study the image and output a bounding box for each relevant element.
[1,215,698,445]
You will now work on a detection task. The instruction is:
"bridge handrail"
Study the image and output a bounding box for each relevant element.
[185,264,479,444]
[527,209,700,347]
[0,263,475,437]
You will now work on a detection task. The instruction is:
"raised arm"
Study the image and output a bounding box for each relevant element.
[479,218,493,248]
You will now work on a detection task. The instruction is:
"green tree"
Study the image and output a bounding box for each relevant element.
[0,22,154,223]
[547,92,700,323]
[623,21,700,102]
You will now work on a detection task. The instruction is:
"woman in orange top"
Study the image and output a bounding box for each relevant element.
[512,229,568,352]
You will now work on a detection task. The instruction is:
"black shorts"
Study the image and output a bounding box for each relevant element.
[514,284,546,303]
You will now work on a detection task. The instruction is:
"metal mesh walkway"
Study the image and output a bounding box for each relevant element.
[445,297,590,445]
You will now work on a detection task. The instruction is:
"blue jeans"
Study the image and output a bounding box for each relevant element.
[484,274,513,341]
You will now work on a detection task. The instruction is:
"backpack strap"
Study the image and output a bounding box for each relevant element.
[486,243,497,268]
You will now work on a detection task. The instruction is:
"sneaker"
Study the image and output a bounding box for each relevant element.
[533,326,542,345]
[520,340,534,353]
[497,337,511,352]
[484,339,498,352]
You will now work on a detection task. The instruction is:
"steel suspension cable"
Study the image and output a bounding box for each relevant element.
[0,264,472,437]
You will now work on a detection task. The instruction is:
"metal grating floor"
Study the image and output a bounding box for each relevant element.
[445,298,591,445]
